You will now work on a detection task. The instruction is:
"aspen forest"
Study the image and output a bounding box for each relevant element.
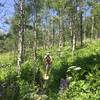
[0,0,100,100]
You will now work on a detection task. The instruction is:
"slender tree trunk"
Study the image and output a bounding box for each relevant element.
[17,0,25,75]
[62,21,65,47]
[58,15,61,48]
[34,30,37,60]
[72,33,76,57]
[91,16,94,40]
[69,17,76,58]
[52,19,55,47]
[60,14,65,47]
[49,18,52,48]
[43,31,46,50]
[59,10,62,47]
[80,11,83,46]
[84,13,87,41]
[33,1,37,60]
[58,21,60,47]
[71,14,77,58]
[70,19,73,47]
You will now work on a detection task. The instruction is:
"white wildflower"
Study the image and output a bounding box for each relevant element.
[68,76,72,80]
[68,66,76,69]
[74,67,81,71]
[67,69,70,72]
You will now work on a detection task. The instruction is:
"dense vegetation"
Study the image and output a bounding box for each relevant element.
[0,40,100,100]
[0,0,100,100]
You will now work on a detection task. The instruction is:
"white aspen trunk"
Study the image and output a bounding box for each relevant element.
[58,10,63,48]
[17,0,25,75]
[72,33,76,58]
[80,11,83,46]
[17,31,23,74]
[69,18,73,47]
[34,30,37,60]
[69,18,75,58]
[71,15,76,59]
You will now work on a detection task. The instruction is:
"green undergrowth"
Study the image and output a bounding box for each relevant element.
[57,40,100,100]
[0,40,100,100]
[0,52,17,64]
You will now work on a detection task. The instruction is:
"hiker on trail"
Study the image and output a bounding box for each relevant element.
[43,53,52,77]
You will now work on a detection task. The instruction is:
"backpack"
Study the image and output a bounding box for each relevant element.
[45,56,51,64]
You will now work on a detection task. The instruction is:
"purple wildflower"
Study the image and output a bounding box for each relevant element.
[60,78,69,91]
[0,93,2,97]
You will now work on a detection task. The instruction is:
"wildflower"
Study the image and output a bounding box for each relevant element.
[68,76,72,81]
[67,69,70,72]
[60,78,69,91]
[74,67,81,71]
[68,66,76,69]
[0,93,2,97]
